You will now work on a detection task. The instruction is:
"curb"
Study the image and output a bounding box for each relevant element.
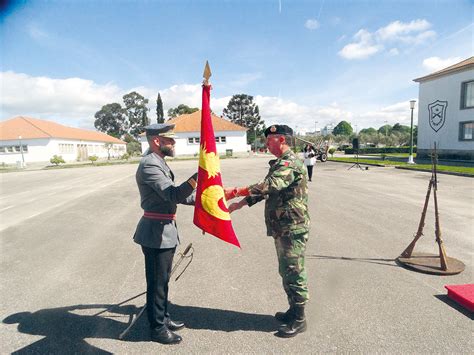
[327,160,387,167]
[328,160,473,177]
[395,166,474,178]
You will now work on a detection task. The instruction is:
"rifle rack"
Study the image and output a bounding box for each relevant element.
[396,144,465,275]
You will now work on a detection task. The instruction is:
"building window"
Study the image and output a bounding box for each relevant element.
[459,121,474,141]
[461,81,474,109]
[0,145,28,154]
[59,143,74,154]
[215,136,226,143]
[187,137,200,144]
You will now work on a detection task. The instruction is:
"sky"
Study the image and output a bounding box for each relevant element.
[0,0,472,134]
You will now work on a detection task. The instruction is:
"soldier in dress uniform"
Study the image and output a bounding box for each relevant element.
[133,123,197,345]
[225,124,310,338]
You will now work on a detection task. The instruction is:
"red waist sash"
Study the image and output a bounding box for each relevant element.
[143,211,176,220]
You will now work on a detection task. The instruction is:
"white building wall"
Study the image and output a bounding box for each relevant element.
[417,69,474,157]
[0,137,126,165]
[0,138,50,165]
[140,131,248,156]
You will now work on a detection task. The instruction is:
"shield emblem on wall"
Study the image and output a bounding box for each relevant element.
[427,100,448,132]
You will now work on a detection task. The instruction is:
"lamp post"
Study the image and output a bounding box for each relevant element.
[18,135,25,168]
[315,121,318,136]
[408,100,416,164]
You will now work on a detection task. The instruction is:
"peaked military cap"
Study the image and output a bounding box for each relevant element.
[264,124,293,137]
[143,123,177,138]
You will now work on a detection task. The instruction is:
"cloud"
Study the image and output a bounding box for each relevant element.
[0,71,123,128]
[26,23,50,41]
[388,48,399,56]
[338,29,382,59]
[253,96,353,130]
[339,19,436,60]
[305,19,320,30]
[357,100,418,128]
[0,71,416,132]
[422,56,462,72]
[375,19,432,42]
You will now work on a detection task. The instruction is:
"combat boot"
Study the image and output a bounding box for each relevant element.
[274,306,295,323]
[276,305,307,338]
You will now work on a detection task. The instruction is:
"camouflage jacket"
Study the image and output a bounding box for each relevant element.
[245,149,309,237]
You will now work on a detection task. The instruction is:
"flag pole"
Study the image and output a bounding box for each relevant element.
[201,61,211,236]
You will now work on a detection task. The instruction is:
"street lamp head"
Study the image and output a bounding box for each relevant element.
[410,100,416,109]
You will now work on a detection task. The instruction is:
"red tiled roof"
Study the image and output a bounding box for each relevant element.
[414,56,474,82]
[168,110,247,132]
[0,116,125,144]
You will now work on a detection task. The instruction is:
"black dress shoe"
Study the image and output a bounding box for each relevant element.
[150,326,182,344]
[166,318,185,331]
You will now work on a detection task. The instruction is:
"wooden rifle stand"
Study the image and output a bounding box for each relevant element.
[396,144,465,275]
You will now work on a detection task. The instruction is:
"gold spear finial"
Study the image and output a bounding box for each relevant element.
[203,60,212,85]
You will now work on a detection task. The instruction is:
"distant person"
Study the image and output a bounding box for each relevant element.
[133,123,197,345]
[303,144,317,181]
[224,124,310,338]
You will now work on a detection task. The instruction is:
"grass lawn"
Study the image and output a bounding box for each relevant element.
[365,153,417,158]
[328,157,474,176]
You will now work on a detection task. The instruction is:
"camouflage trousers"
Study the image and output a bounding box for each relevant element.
[274,232,309,306]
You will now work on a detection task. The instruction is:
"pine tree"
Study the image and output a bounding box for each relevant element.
[222,94,265,144]
[156,93,164,123]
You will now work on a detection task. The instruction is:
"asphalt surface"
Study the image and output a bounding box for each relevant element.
[1,157,472,354]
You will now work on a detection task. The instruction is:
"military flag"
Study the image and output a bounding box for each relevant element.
[193,62,241,248]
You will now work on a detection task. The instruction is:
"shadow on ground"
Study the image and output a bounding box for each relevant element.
[434,295,474,320]
[3,302,277,353]
[307,254,397,267]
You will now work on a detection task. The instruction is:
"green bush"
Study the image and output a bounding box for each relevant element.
[89,155,99,164]
[127,141,142,156]
[121,153,130,160]
[328,147,336,157]
[50,155,65,165]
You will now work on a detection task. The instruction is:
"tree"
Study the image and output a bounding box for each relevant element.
[378,124,392,136]
[88,155,98,164]
[332,121,353,136]
[392,123,410,134]
[104,143,113,160]
[167,104,199,118]
[123,91,149,139]
[222,94,265,144]
[359,127,377,135]
[94,103,127,138]
[156,93,164,123]
[50,155,65,166]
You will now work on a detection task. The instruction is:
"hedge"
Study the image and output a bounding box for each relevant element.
[344,146,417,154]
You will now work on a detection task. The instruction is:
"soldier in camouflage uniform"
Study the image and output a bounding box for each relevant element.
[225,124,310,338]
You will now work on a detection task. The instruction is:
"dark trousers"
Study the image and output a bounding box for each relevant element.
[306,165,314,181]
[141,246,176,330]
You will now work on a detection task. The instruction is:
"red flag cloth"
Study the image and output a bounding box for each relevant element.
[193,84,241,248]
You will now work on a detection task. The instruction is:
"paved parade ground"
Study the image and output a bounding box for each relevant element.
[1,157,472,354]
